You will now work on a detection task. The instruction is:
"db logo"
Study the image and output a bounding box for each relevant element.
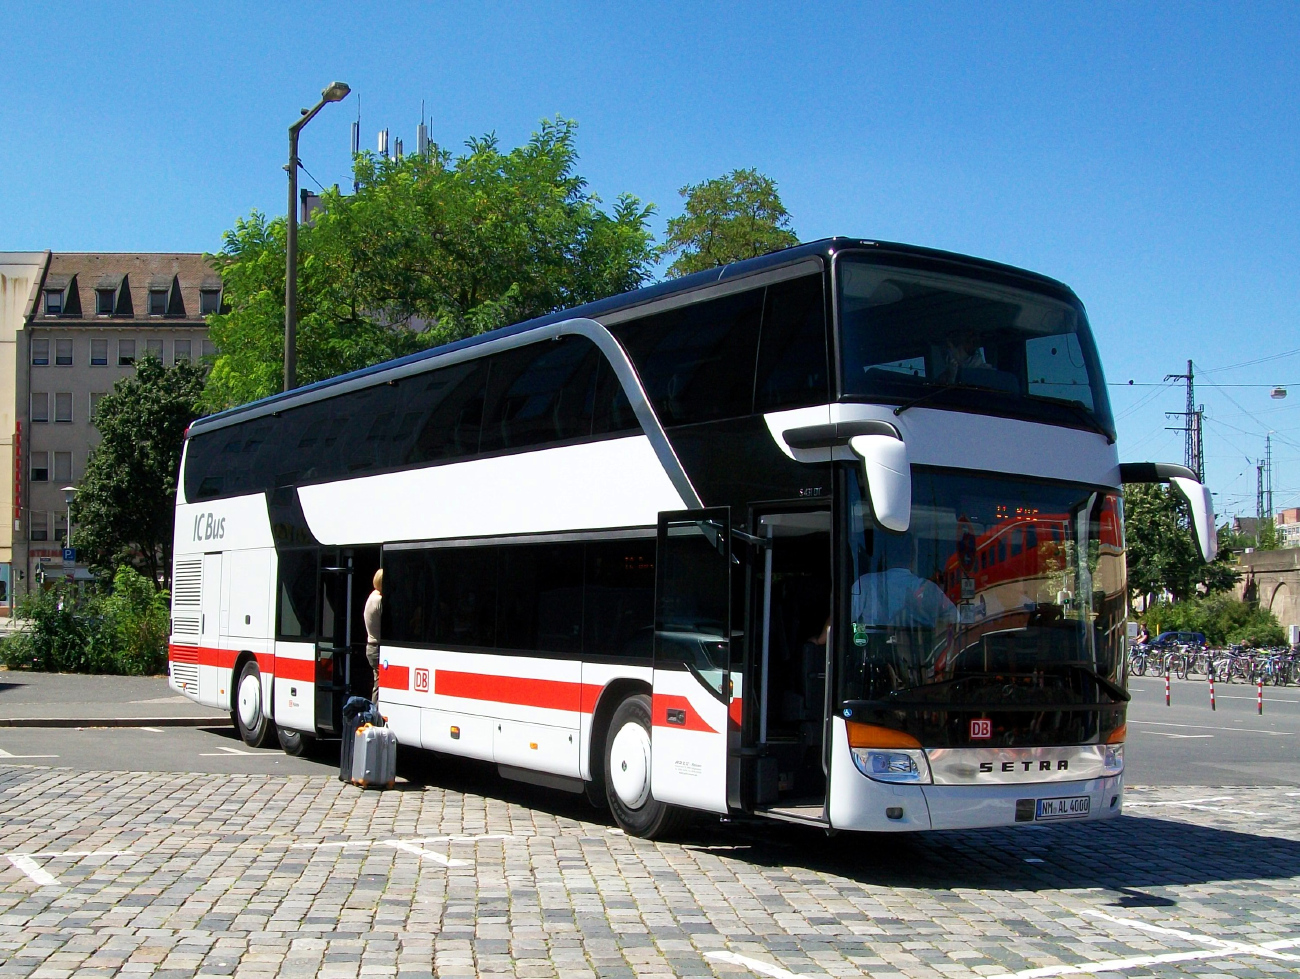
[970,718,992,740]
[414,668,430,693]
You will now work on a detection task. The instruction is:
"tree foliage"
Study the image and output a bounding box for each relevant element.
[205,117,657,409]
[659,168,799,278]
[71,357,206,589]
[1141,592,1285,648]
[0,567,171,675]
[1123,483,1238,606]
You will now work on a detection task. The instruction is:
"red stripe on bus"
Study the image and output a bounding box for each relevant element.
[652,694,718,734]
[728,696,742,729]
[379,664,409,689]
[168,644,279,677]
[169,644,200,664]
[275,657,315,682]
[435,670,585,713]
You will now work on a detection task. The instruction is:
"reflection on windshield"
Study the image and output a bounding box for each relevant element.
[837,257,1115,436]
[840,468,1127,728]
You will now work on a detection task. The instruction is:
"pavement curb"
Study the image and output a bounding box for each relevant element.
[0,716,230,728]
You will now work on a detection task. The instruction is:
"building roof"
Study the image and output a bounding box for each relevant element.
[33,253,219,326]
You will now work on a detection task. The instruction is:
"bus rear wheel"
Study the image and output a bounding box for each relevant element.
[603,694,686,839]
[233,659,276,748]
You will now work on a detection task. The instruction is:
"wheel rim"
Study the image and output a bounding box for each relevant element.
[609,720,652,810]
[237,672,262,729]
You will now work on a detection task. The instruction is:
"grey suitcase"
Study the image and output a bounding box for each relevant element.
[350,723,397,789]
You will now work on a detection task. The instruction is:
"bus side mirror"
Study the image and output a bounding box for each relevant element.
[1170,476,1217,563]
[1118,462,1217,564]
[849,434,911,533]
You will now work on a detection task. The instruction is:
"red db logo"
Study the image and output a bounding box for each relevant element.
[970,718,992,740]
[414,668,430,693]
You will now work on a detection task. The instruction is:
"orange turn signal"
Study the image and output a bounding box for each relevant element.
[846,721,922,749]
[1104,723,1127,744]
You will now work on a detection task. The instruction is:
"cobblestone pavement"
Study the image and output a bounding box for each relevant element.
[1,758,1299,979]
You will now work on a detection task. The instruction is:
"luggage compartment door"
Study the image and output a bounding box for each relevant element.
[651,508,732,814]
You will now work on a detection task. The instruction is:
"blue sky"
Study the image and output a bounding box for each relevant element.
[3,2,1297,520]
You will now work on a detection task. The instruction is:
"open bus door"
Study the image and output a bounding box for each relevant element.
[651,509,732,814]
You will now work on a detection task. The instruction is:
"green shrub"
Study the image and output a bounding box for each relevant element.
[0,566,170,675]
[1142,593,1286,647]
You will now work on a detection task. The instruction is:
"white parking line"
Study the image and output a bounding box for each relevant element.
[199,745,254,756]
[138,727,164,733]
[290,833,519,869]
[0,747,59,759]
[983,909,1300,978]
[1124,796,1266,816]
[704,950,822,979]
[1128,719,1289,736]
[4,849,133,887]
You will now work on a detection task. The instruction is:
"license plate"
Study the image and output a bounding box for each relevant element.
[1036,795,1091,820]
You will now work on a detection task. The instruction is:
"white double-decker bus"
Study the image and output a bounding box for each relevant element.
[169,238,1215,837]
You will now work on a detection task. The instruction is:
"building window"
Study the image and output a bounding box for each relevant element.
[202,339,216,360]
[54,451,72,482]
[55,512,68,544]
[31,392,49,423]
[148,290,168,316]
[30,512,47,542]
[31,452,49,482]
[31,339,49,366]
[200,289,221,315]
[44,291,63,316]
[96,290,115,315]
[146,338,164,361]
[118,339,136,366]
[90,392,106,420]
[55,339,73,366]
[174,339,192,363]
[55,392,73,423]
[90,339,108,366]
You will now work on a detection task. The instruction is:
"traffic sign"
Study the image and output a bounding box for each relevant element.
[62,547,76,563]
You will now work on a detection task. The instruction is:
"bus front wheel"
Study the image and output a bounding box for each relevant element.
[603,694,686,839]
[232,659,276,748]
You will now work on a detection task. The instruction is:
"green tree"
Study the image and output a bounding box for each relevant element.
[1257,517,1280,550]
[71,357,206,589]
[1123,483,1238,608]
[1142,592,1284,647]
[205,117,657,409]
[659,168,799,278]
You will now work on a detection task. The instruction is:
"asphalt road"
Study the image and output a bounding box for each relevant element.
[3,669,1299,787]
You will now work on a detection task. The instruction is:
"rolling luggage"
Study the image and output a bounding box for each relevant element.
[350,723,397,789]
[339,697,384,783]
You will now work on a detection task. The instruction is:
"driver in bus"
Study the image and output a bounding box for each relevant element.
[937,329,989,384]
[850,562,959,690]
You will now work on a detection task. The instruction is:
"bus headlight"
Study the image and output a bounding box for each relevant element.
[1102,744,1124,776]
[851,747,933,784]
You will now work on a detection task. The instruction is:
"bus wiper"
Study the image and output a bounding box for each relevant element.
[1026,395,1115,444]
[893,382,960,416]
[1062,663,1131,702]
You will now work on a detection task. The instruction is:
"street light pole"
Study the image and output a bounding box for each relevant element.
[284,81,351,392]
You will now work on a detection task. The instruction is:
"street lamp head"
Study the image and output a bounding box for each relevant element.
[1272,386,1287,400]
[322,81,351,103]
[61,485,77,505]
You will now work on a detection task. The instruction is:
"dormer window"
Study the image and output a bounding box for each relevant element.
[149,290,168,316]
[95,274,128,316]
[200,289,221,315]
[148,274,180,317]
[97,290,115,315]
[44,290,63,316]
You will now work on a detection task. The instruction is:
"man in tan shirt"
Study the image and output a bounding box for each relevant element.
[364,569,383,703]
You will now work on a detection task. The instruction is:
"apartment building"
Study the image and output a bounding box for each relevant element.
[0,252,219,611]
[1278,507,1300,550]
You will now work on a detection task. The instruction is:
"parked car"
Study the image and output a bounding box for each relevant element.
[1152,630,1206,647]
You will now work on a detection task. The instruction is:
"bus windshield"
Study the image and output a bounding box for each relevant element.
[837,256,1115,437]
[839,468,1127,747]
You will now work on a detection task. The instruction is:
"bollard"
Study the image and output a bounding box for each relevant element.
[1209,674,1216,711]
[1165,670,1171,707]
[1258,678,1264,715]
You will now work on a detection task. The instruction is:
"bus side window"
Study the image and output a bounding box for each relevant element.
[591,358,641,436]
[754,273,828,412]
[408,360,489,464]
[584,539,655,658]
[612,288,763,427]
[277,549,318,639]
[481,337,600,452]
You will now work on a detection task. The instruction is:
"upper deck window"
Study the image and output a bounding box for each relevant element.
[836,256,1114,437]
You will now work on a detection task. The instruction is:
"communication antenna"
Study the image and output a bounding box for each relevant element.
[351,97,361,193]
[394,136,403,160]
[377,128,389,157]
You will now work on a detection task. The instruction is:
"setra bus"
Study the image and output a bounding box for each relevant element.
[169,237,1215,837]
